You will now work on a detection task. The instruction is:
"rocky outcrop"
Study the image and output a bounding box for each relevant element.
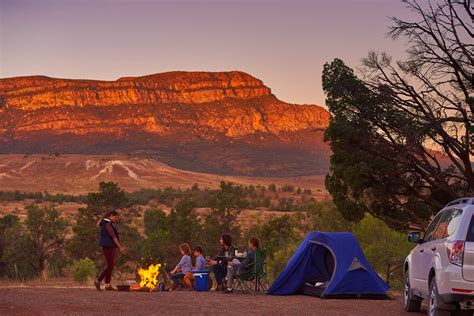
[0,71,330,176]
[0,71,271,110]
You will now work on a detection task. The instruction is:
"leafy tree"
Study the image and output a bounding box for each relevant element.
[244,214,301,278]
[2,231,38,279]
[139,208,171,263]
[206,181,248,241]
[143,207,169,237]
[67,182,129,263]
[1,206,68,279]
[139,204,202,269]
[268,183,277,192]
[0,215,20,277]
[353,214,414,288]
[303,201,352,233]
[167,199,202,244]
[323,0,473,228]
[24,204,68,274]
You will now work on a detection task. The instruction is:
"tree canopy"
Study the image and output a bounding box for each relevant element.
[323,0,473,229]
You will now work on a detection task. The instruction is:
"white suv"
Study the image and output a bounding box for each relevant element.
[404,197,474,316]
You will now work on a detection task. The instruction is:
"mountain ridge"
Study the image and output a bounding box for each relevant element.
[0,71,330,177]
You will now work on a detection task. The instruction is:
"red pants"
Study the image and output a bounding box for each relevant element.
[98,247,116,283]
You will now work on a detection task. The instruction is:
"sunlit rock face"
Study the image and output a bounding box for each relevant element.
[0,71,330,176]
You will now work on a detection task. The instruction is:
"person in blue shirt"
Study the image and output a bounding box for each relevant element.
[184,246,206,288]
[194,246,206,270]
[169,243,192,290]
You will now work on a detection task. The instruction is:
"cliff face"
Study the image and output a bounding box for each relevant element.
[0,72,271,110]
[0,71,330,176]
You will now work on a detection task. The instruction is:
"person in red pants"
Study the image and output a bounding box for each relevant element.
[94,211,126,291]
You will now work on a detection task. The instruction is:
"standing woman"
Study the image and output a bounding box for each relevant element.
[94,210,126,291]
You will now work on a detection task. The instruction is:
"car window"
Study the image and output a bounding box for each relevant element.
[423,211,444,242]
[444,209,462,238]
[466,216,474,242]
[432,209,462,240]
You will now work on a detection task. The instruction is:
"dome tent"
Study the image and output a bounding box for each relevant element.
[268,232,389,298]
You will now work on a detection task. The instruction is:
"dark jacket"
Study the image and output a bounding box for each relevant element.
[238,248,256,276]
[99,219,119,248]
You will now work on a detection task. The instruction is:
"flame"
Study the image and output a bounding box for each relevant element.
[137,263,161,289]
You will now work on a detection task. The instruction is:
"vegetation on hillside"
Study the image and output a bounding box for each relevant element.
[0,183,316,211]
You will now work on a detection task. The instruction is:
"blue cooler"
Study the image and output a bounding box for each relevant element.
[193,270,210,292]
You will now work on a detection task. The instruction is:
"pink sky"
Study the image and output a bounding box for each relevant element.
[0,0,412,107]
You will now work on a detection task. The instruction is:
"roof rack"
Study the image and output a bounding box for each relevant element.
[444,197,474,208]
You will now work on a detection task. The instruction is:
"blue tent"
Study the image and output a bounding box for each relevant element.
[268,232,389,298]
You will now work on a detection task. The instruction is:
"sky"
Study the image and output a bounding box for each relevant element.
[0,0,413,107]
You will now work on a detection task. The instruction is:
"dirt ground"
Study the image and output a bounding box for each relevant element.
[0,287,426,315]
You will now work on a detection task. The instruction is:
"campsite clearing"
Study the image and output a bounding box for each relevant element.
[0,287,424,315]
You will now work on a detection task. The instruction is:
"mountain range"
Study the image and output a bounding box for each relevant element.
[0,71,330,177]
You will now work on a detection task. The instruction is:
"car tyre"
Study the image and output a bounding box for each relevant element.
[403,272,422,312]
[429,278,451,316]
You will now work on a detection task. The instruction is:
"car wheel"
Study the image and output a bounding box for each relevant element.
[403,272,421,312]
[428,278,451,316]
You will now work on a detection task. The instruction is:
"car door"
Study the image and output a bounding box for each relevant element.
[420,210,457,291]
[412,211,444,290]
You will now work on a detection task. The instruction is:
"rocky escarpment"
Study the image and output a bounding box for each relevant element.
[0,71,330,176]
[0,72,271,110]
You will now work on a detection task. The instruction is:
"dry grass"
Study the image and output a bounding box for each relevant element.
[0,154,328,195]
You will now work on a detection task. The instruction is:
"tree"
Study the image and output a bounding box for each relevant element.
[268,183,277,192]
[167,199,202,244]
[139,203,202,268]
[323,0,473,228]
[67,182,129,262]
[24,204,68,274]
[0,215,20,277]
[206,181,247,239]
[244,214,301,278]
[353,214,414,288]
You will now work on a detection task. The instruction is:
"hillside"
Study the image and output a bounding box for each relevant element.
[0,71,330,177]
[0,154,327,195]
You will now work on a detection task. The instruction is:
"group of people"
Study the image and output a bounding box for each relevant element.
[94,210,260,294]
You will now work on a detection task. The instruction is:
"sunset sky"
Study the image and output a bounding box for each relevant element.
[0,0,413,107]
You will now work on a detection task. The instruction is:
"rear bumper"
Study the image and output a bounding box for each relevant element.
[437,265,474,309]
[438,265,474,293]
[438,293,474,310]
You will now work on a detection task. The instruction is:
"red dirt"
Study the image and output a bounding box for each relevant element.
[0,287,426,315]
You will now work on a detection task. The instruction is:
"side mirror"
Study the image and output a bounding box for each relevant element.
[408,231,422,243]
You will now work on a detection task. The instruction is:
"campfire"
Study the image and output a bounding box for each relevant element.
[127,263,162,292]
[138,263,161,289]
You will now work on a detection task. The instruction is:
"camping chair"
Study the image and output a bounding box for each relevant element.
[233,249,268,294]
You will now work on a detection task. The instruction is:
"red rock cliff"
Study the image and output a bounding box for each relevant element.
[0,71,330,176]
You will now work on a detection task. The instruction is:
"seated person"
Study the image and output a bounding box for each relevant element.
[183,246,206,288]
[169,243,192,290]
[207,233,236,288]
[225,237,259,294]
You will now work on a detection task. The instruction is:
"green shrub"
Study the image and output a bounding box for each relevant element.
[70,258,96,282]
[353,214,414,289]
[281,184,295,192]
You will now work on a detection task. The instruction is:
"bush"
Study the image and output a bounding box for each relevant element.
[268,184,277,192]
[70,258,96,282]
[266,242,298,280]
[353,214,414,289]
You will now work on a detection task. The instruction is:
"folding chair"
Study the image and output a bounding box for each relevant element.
[233,249,268,294]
